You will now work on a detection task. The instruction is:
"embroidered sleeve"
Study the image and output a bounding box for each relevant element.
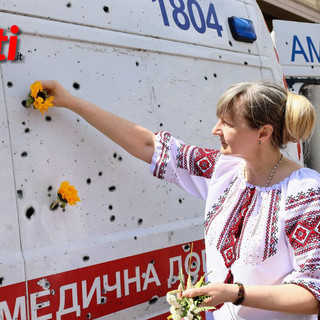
[283,186,320,301]
[150,131,220,200]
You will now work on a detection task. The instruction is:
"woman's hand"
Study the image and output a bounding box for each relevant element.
[182,283,238,307]
[40,80,75,108]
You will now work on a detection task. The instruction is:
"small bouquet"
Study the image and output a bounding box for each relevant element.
[50,181,81,210]
[166,245,215,320]
[26,81,54,114]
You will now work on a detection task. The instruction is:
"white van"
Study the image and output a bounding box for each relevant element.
[272,19,320,174]
[0,1,290,319]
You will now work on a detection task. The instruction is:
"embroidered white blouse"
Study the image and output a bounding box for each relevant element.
[150,131,320,320]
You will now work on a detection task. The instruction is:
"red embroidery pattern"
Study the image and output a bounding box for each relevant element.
[177,144,219,178]
[216,187,257,268]
[153,131,172,180]
[204,177,237,235]
[285,188,320,270]
[263,189,281,261]
[286,187,320,211]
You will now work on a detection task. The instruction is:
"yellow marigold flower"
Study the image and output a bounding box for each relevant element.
[58,181,81,206]
[26,81,54,114]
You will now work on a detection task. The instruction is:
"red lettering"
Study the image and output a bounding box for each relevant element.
[8,25,19,60]
[0,25,20,61]
[0,29,8,61]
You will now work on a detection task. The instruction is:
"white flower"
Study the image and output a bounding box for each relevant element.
[167,293,181,308]
[189,303,196,312]
[186,310,193,319]
[170,306,182,320]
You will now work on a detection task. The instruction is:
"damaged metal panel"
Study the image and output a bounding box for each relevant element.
[0,1,281,318]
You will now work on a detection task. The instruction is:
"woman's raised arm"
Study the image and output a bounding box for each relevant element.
[41,80,156,164]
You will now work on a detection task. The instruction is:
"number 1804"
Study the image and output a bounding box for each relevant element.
[152,0,223,36]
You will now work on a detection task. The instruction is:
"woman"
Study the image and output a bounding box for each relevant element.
[40,79,319,319]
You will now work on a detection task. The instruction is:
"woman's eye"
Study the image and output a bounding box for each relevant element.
[221,119,232,127]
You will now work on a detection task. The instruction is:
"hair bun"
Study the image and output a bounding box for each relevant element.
[283,91,315,144]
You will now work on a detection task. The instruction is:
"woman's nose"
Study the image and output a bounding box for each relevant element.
[212,121,222,136]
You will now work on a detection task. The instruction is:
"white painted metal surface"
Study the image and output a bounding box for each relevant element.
[273,20,320,77]
[0,1,284,319]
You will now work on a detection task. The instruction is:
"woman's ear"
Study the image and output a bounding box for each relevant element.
[258,124,273,143]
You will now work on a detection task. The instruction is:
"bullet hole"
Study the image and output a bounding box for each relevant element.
[109,186,116,192]
[21,151,28,157]
[229,41,233,47]
[103,6,109,13]
[204,76,208,80]
[66,2,71,8]
[0,277,3,285]
[48,194,51,197]
[149,296,159,305]
[73,82,80,90]
[158,104,161,108]
[48,186,53,192]
[86,178,91,184]
[178,198,183,204]
[311,65,314,69]
[150,260,155,264]
[86,313,91,319]
[191,261,198,268]
[98,171,103,176]
[21,100,27,107]
[17,190,23,199]
[136,61,139,66]
[118,156,122,161]
[183,243,190,252]
[248,49,251,53]
[22,121,26,125]
[285,41,288,45]
[108,205,113,210]
[7,81,13,88]
[134,236,137,240]
[113,152,117,158]
[213,73,217,78]
[37,278,51,290]
[110,215,115,222]
[138,218,143,225]
[101,297,107,304]
[244,61,248,65]
[45,116,52,122]
[199,119,202,123]
[159,123,163,127]
[24,128,30,133]
[26,207,35,219]
[83,255,90,262]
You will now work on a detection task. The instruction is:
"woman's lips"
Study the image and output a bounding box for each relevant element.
[220,140,227,147]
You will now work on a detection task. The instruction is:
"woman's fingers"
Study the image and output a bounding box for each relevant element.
[39,80,73,108]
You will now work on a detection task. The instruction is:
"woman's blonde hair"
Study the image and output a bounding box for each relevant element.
[216,80,315,148]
